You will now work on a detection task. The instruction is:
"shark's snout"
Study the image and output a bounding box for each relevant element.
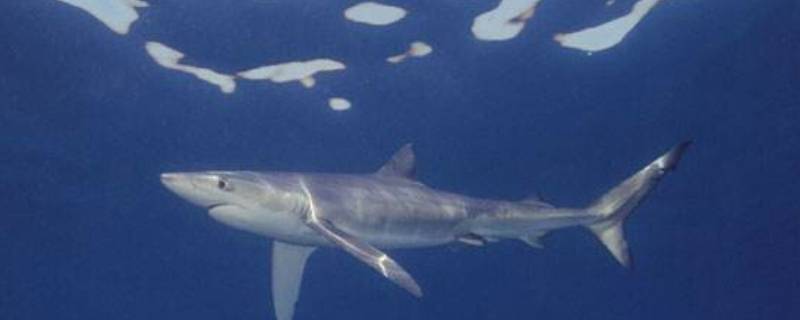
[160,172,200,202]
[160,172,234,209]
[160,172,188,191]
[160,172,180,184]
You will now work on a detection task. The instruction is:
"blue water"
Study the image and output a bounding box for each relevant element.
[2,0,798,319]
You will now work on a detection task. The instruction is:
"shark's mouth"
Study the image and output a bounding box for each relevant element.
[206,203,250,229]
[206,203,244,215]
[207,203,230,211]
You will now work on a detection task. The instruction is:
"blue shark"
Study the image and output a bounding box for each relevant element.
[161,141,690,320]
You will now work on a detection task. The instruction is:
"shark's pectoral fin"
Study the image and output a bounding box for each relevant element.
[305,218,423,297]
[272,241,316,320]
[299,178,421,297]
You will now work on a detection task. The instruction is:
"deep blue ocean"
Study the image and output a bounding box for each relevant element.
[2,1,798,319]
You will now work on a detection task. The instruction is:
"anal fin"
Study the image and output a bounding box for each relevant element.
[519,231,548,249]
[458,233,487,246]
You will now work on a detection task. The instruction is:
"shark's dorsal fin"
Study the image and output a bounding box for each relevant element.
[376,144,416,179]
[520,193,554,208]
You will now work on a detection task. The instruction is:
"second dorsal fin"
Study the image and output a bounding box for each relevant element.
[376,144,416,179]
[520,192,554,208]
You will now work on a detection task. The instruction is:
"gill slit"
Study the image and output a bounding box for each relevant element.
[298,178,319,223]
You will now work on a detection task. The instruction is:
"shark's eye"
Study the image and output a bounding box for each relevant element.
[217,178,233,191]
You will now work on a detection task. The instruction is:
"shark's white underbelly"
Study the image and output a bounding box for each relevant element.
[210,204,461,248]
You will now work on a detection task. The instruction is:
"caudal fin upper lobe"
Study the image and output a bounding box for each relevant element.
[586,141,691,267]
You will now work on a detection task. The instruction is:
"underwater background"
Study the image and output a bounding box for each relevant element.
[1,0,798,319]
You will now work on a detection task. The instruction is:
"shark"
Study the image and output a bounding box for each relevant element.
[160,141,690,320]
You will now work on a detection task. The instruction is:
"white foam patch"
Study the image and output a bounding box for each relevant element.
[472,0,542,41]
[238,59,345,88]
[387,41,433,64]
[145,42,236,94]
[555,0,661,53]
[344,2,407,26]
[56,0,148,35]
[328,98,352,111]
[409,42,433,57]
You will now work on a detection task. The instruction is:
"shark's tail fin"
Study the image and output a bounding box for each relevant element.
[585,141,691,268]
